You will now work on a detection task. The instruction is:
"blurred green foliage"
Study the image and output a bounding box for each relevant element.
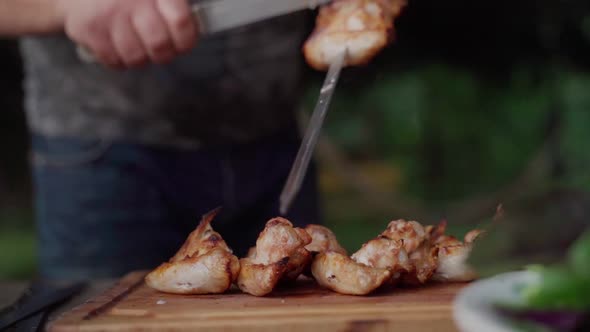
[308,65,556,203]
[0,210,36,280]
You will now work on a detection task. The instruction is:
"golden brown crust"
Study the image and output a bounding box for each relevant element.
[170,207,233,262]
[351,236,411,273]
[431,228,483,283]
[237,257,290,297]
[304,224,347,255]
[311,251,392,295]
[237,218,312,296]
[145,208,241,295]
[301,224,347,278]
[399,244,439,286]
[311,226,413,294]
[283,247,313,282]
[303,0,407,71]
[145,208,240,295]
[381,219,428,253]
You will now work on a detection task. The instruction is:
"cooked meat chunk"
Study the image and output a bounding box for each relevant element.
[145,208,240,294]
[305,224,347,255]
[303,0,406,70]
[237,218,311,296]
[381,219,427,253]
[311,251,392,295]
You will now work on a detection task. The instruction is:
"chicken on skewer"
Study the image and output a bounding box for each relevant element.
[145,208,240,294]
[303,0,407,71]
[237,218,312,296]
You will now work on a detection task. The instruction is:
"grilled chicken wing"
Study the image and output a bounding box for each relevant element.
[351,236,410,273]
[311,251,392,295]
[312,234,410,295]
[145,208,240,294]
[301,224,347,278]
[382,219,438,286]
[400,243,439,286]
[381,219,428,253]
[303,0,406,70]
[237,218,311,296]
[432,225,484,283]
[382,218,483,285]
[432,243,477,282]
[283,247,313,282]
[305,224,347,255]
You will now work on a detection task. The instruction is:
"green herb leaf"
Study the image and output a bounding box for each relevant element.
[522,266,590,311]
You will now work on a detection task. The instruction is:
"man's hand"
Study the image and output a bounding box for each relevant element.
[59,0,198,68]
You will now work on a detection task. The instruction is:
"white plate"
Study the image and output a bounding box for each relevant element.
[453,271,540,332]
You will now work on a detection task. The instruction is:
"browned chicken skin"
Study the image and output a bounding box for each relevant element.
[303,0,406,70]
[305,224,347,255]
[312,231,411,295]
[145,208,240,294]
[311,251,392,295]
[381,219,428,253]
[146,209,483,297]
[351,236,410,273]
[431,222,485,282]
[399,243,439,286]
[237,218,311,296]
[378,219,484,285]
[300,224,347,278]
[432,243,477,282]
[283,247,313,282]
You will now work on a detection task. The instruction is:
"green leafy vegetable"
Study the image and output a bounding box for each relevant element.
[522,266,590,311]
[519,230,590,312]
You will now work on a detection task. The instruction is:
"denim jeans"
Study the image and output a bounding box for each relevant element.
[31,132,321,280]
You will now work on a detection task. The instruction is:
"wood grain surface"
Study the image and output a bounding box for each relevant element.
[49,271,468,332]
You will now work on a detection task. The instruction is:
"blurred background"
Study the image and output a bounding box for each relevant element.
[2,0,590,279]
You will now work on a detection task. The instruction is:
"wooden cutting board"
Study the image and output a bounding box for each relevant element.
[49,271,468,332]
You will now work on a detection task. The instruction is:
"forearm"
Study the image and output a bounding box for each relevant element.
[0,0,63,36]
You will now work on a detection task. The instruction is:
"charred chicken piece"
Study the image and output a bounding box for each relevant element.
[351,236,411,274]
[283,246,313,282]
[432,243,477,282]
[399,242,439,286]
[312,234,410,295]
[301,224,347,278]
[381,219,428,253]
[237,218,311,296]
[432,225,485,283]
[145,208,240,294]
[303,0,407,71]
[305,224,347,255]
[383,219,438,286]
[384,219,483,285]
[311,251,392,295]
